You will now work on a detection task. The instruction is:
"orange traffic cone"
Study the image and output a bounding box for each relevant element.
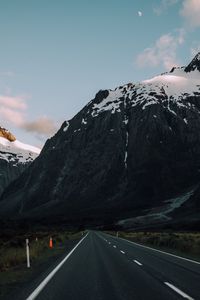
[49,237,53,248]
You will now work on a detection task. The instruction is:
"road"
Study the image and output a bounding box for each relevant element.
[24,231,200,300]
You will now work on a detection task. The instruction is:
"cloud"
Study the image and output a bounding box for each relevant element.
[0,94,58,139]
[0,96,27,110]
[21,116,58,136]
[136,29,185,70]
[180,0,200,28]
[0,106,25,127]
[153,0,179,15]
[0,95,26,127]
[138,11,143,17]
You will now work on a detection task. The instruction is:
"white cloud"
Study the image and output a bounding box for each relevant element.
[180,0,200,28]
[138,11,143,17]
[0,95,26,127]
[136,29,185,70]
[21,116,58,136]
[0,96,27,110]
[0,94,58,139]
[0,106,25,127]
[153,0,179,15]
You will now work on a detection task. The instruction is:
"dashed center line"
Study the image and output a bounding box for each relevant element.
[133,260,142,266]
[164,282,194,300]
[101,234,196,300]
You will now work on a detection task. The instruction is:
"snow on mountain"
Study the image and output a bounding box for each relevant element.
[0,137,40,165]
[142,67,200,100]
[0,129,41,196]
[88,53,200,119]
[1,53,200,230]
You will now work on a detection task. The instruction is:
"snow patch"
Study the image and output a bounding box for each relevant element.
[117,189,195,226]
[0,137,40,164]
[63,121,69,132]
[124,132,128,169]
[86,61,200,122]
[92,89,123,117]
[82,118,87,125]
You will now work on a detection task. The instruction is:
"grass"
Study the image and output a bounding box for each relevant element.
[107,231,200,261]
[0,230,83,271]
[0,229,83,299]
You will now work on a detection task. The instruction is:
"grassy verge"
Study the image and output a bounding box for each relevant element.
[0,230,84,299]
[107,231,200,262]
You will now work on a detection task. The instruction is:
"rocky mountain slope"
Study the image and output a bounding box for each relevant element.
[0,127,40,196]
[1,54,200,229]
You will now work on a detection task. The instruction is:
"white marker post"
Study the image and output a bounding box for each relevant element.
[116,232,119,238]
[26,238,30,268]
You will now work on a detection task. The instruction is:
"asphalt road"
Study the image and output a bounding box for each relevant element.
[24,231,200,300]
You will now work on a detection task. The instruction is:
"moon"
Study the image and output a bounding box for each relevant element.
[138,11,143,17]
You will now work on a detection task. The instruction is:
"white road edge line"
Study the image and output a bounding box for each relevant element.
[164,282,194,300]
[116,236,200,265]
[134,260,142,266]
[120,250,125,254]
[26,232,89,300]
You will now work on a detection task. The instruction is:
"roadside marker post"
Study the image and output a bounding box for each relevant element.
[26,239,30,268]
[49,237,53,248]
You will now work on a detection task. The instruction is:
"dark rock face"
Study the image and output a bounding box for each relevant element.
[185,52,200,72]
[0,158,29,196]
[1,54,200,228]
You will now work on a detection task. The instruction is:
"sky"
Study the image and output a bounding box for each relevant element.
[0,0,200,148]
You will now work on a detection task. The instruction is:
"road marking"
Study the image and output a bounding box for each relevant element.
[164,282,194,300]
[108,242,111,244]
[120,250,125,254]
[26,232,89,300]
[113,245,116,248]
[133,260,142,266]
[117,236,200,265]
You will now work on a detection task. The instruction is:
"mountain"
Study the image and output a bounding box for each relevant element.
[0,127,40,196]
[1,53,200,229]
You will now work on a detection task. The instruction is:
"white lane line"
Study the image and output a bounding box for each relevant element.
[133,260,142,266]
[118,236,200,265]
[120,250,125,254]
[26,232,89,300]
[164,282,194,300]
[113,245,116,248]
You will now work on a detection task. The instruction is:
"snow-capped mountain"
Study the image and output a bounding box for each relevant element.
[1,53,200,229]
[0,127,40,196]
[88,63,200,118]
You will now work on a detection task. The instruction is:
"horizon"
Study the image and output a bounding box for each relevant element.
[0,0,200,148]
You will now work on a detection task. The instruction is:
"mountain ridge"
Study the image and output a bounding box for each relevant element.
[0,53,200,229]
[0,127,40,196]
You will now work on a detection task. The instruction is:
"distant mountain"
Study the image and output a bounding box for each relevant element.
[0,127,40,196]
[1,53,200,229]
